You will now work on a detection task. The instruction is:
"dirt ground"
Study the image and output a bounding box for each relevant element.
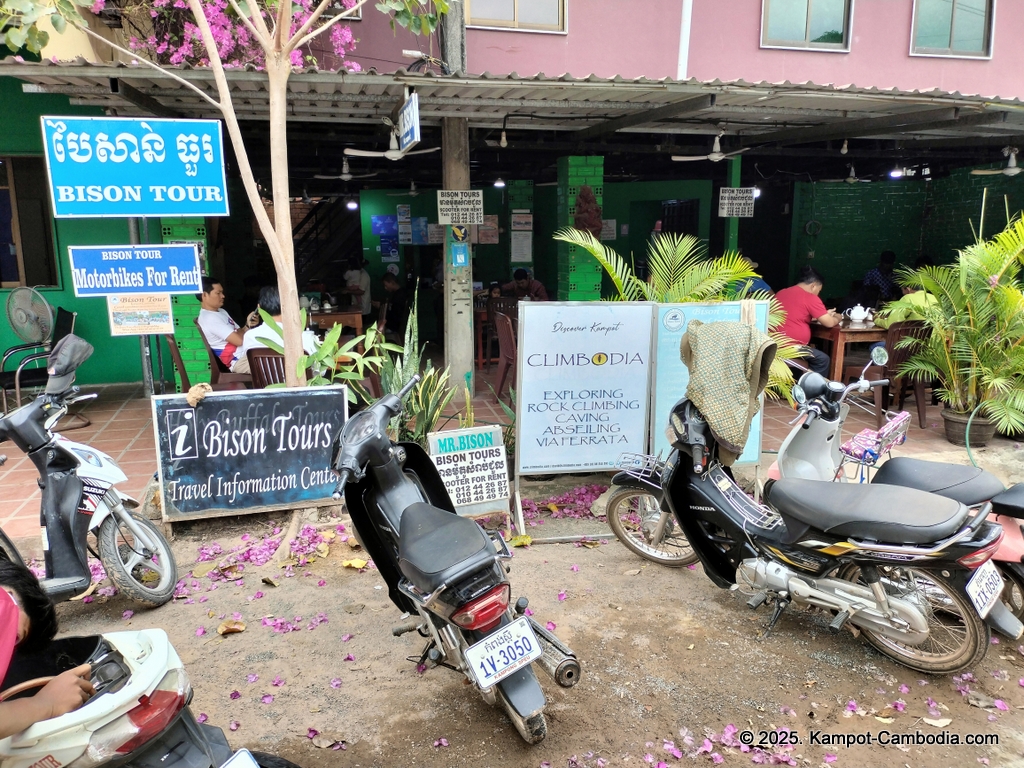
[53,477,1024,768]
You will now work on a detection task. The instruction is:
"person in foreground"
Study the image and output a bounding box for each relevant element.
[231,285,319,374]
[775,266,841,376]
[0,560,93,739]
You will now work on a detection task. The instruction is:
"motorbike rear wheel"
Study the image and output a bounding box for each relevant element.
[606,485,697,566]
[497,686,547,745]
[1000,565,1024,622]
[836,564,989,674]
[0,527,21,563]
[97,513,177,607]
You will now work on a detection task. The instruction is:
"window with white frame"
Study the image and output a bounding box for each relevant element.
[468,0,565,32]
[761,0,852,50]
[912,0,993,57]
[0,158,58,288]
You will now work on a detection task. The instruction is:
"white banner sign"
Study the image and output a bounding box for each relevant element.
[437,189,484,225]
[516,303,652,474]
[718,187,755,217]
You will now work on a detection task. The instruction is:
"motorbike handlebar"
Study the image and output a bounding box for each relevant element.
[397,375,421,401]
[869,379,890,388]
[801,409,818,430]
[331,468,352,500]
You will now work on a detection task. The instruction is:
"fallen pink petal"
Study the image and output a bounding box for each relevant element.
[546,621,556,631]
[247,674,258,683]
[197,713,208,724]
[898,684,910,694]
[272,675,284,686]
[845,700,857,712]
[317,579,326,586]
[261,694,274,704]
[230,690,241,700]
[341,634,353,642]
[195,626,206,637]
[824,755,837,764]
[330,678,342,688]
[307,728,319,739]
[994,700,1008,711]
[570,564,579,572]
[433,738,449,748]
[122,610,134,621]
[344,654,355,661]
[711,754,724,765]
[557,590,567,601]
[229,721,240,731]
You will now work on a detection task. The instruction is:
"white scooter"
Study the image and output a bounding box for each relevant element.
[0,335,176,607]
[0,630,297,768]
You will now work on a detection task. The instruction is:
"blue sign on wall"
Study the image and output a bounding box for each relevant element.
[41,116,230,218]
[67,244,202,297]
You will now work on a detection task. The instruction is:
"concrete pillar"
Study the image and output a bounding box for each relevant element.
[442,116,474,394]
[440,0,467,74]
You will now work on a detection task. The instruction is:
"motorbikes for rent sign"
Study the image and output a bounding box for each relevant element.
[151,387,347,520]
[41,116,229,218]
[67,244,202,296]
[516,302,652,474]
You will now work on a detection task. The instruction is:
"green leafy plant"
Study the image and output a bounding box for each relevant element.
[487,384,516,460]
[379,293,455,445]
[257,308,401,403]
[899,217,1024,435]
[553,227,802,400]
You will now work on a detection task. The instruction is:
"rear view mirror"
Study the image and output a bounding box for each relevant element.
[870,346,889,366]
[791,385,807,405]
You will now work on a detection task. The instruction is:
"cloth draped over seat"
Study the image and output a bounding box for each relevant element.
[679,318,776,466]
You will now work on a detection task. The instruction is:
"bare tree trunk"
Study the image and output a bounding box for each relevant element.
[266,56,305,387]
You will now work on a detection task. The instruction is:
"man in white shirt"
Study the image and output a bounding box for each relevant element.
[232,285,319,374]
[197,276,257,367]
[341,257,372,322]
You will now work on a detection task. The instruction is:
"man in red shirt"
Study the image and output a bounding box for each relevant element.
[776,266,841,376]
[0,560,93,738]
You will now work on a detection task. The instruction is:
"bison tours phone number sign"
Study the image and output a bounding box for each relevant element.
[516,303,652,474]
[151,387,347,520]
[428,425,510,516]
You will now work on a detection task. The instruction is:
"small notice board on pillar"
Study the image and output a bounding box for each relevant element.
[427,425,510,519]
[718,187,756,217]
[437,190,484,224]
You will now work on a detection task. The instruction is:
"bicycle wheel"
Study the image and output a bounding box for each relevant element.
[605,484,696,566]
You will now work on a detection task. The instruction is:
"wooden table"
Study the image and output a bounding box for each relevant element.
[474,307,490,369]
[810,321,887,381]
[309,310,362,337]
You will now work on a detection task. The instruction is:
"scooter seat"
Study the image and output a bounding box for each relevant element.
[992,484,1024,520]
[769,479,969,545]
[398,502,496,594]
[871,457,1005,505]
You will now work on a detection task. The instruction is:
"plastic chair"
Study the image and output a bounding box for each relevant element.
[193,319,253,390]
[842,320,930,429]
[163,335,191,391]
[246,348,287,389]
[0,307,77,413]
[484,298,519,373]
[493,311,517,404]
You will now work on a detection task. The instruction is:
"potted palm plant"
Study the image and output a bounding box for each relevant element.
[899,218,1024,446]
[553,227,802,399]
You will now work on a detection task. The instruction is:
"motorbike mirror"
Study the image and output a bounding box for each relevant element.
[870,346,889,367]
[791,384,807,405]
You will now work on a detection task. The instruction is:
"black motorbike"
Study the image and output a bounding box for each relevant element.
[331,376,579,744]
[660,397,1021,674]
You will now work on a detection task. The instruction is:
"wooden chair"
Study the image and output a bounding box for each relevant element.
[246,348,287,389]
[164,335,191,391]
[842,320,930,429]
[493,311,517,404]
[484,297,519,373]
[193,319,253,390]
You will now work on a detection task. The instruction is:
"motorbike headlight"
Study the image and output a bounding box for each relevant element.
[342,410,378,444]
[665,412,686,447]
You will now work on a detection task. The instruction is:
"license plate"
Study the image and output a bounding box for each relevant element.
[464,616,543,689]
[219,749,260,768]
[966,560,1002,618]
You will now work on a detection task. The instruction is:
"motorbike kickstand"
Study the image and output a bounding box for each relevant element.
[764,596,790,635]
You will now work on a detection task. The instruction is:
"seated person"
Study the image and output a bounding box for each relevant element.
[1,560,93,739]
[373,272,410,337]
[731,257,772,295]
[477,269,549,301]
[775,266,841,376]
[197,276,258,367]
[862,250,901,303]
[231,286,319,374]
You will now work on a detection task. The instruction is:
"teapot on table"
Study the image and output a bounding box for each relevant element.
[843,304,874,323]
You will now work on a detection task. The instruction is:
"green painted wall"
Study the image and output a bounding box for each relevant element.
[0,77,149,386]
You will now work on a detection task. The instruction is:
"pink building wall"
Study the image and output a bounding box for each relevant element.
[686,0,1024,100]
[342,1,684,79]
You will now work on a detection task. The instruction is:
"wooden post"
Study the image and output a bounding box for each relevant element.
[442,116,474,395]
[725,155,741,252]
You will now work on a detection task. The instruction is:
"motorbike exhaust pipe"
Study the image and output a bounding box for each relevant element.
[527,617,581,688]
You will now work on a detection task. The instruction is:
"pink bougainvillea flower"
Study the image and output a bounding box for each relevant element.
[261,694,274,704]
[341,634,353,642]
[570,564,579,572]
[892,699,906,711]
[994,700,1009,711]
[229,721,240,731]
[330,678,342,688]
[898,684,910,694]
[317,579,326,587]
[643,754,654,764]
[197,713,208,723]
[711,755,724,765]
[824,755,837,764]
[249,591,264,601]
[82,596,94,603]
[195,626,206,637]
[524,608,533,616]
[686,564,697,570]
[230,690,241,700]
[344,654,355,662]
[546,621,556,631]
[918,679,929,686]
[990,636,1000,644]
[122,610,134,620]
[697,739,713,755]
[306,728,319,739]
[272,675,284,686]
[845,700,857,712]
[433,738,449,748]
[247,674,258,683]
[557,591,567,602]
[199,596,208,603]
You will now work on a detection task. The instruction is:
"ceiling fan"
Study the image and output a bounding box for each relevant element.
[344,117,440,162]
[314,157,378,182]
[671,131,749,163]
[387,181,420,197]
[970,147,1020,177]
[821,164,870,183]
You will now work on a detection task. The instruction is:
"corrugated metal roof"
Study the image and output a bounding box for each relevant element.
[3,59,1023,140]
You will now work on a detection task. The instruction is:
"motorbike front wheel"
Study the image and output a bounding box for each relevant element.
[97,513,177,607]
[836,564,989,674]
[605,485,697,566]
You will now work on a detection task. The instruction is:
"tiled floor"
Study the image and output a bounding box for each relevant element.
[0,370,1000,549]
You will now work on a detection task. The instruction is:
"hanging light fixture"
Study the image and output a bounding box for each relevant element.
[494,178,506,188]
[840,139,848,155]
[346,198,359,210]
[889,165,904,178]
